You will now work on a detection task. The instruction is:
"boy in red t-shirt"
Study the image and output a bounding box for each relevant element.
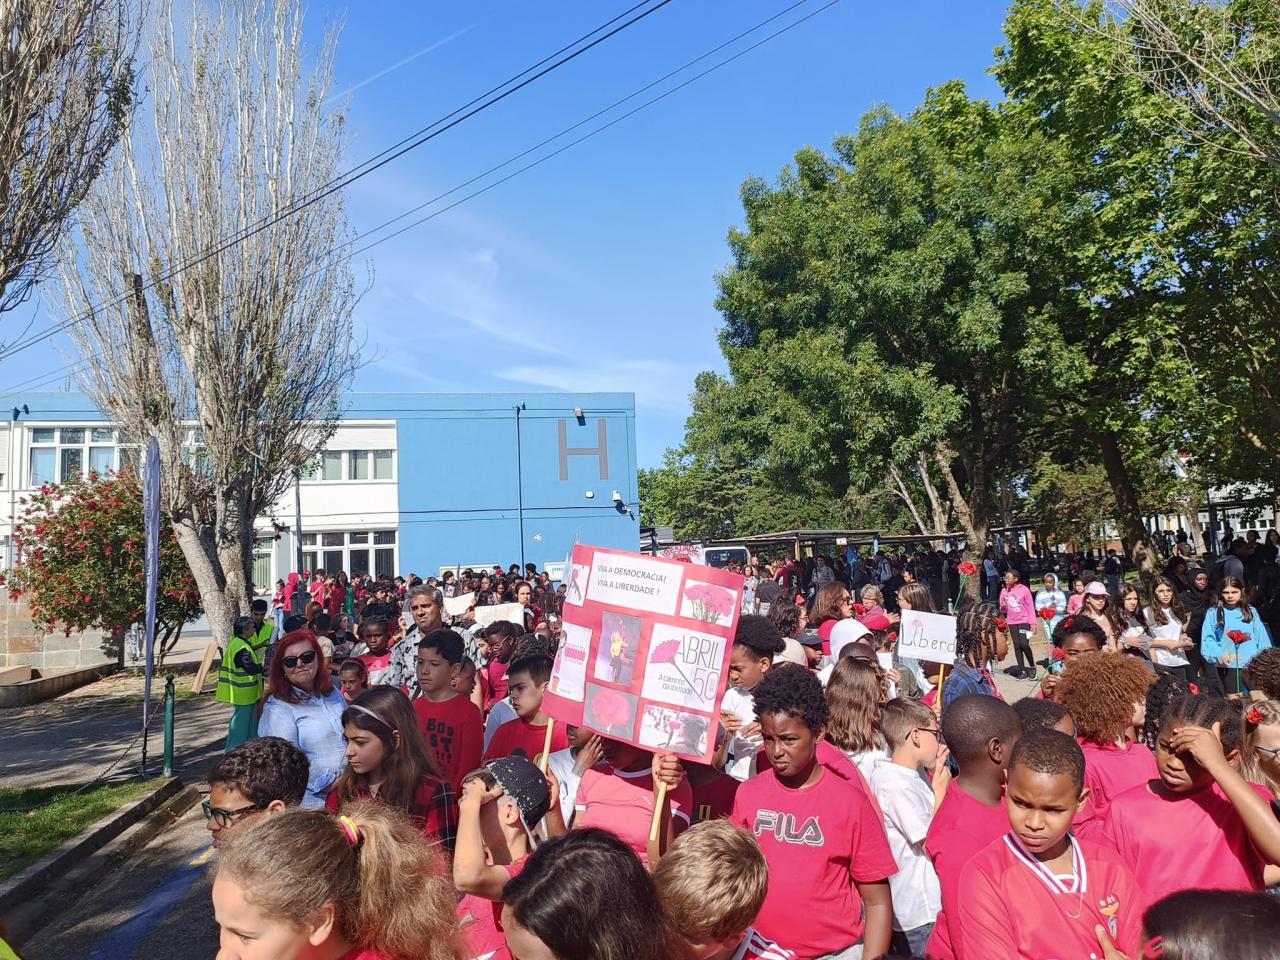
[924,694,1023,960]
[729,665,896,960]
[410,628,483,794]
[956,730,1144,960]
[483,653,569,764]
[655,819,795,960]
[455,755,553,960]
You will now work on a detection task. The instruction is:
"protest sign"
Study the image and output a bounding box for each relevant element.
[543,544,745,765]
[656,543,706,565]
[443,592,475,617]
[894,609,958,663]
[473,602,524,628]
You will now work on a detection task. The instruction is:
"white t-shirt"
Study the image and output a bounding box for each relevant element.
[868,756,942,931]
[846,745,888,784]
[482,698,516,751]
[1144,606,1190,667]
[546,746,584,823]
[721,685,760,782]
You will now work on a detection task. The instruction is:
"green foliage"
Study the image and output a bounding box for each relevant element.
[4,473,202,652]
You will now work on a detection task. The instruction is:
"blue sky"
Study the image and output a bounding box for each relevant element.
[0,0,1011,467]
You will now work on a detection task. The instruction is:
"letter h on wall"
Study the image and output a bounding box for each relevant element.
[558,418,608,481]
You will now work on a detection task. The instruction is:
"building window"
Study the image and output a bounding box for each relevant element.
[28,426,119,486]
[252,537,273,593]
[349,450,370,481]
[321,450,343,481]
[305,449,395,483]
[299,530,397,581]
[373,450,393,480]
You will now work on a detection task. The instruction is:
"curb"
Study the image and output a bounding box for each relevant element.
[0,777,184,915]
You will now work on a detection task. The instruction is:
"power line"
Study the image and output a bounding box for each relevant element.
[0,0,677,361]
[0,0,840,389]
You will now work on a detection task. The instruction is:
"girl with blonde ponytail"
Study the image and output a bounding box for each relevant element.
[213,801,461,960]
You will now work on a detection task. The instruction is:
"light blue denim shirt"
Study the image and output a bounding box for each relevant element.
[258,687,348,807]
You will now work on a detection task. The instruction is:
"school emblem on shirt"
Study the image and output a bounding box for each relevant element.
[1097,895,1120,938]
[751,810,824,846]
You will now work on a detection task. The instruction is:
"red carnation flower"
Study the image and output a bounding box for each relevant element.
[994,617,1008,631]
[888,630,898,644]
[1050,647,1067,662]
[1039,606,1057,620]
[853,602,866,615]
[957,561,977,577]
[1061,616,1076,631]
[1247,706,1264,726]
[1227,629,1249,645]
[1188,683,1199,695]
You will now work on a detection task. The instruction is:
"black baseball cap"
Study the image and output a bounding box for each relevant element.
[485,754,551,834]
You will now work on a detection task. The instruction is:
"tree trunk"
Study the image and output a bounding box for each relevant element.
[934,444,989,604]
[172,517,237,646]
[888,464,931,537]
[917,450,951,542]
[1097,430,1161,585]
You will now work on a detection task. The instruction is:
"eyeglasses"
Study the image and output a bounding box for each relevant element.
[281,650,318,669]
[1256,745,1280,760]
[202,798,267,827]
[915,727,945,744]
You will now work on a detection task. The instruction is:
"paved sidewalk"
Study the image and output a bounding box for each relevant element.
[0,691,229,791]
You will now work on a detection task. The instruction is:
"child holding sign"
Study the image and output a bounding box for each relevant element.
[730,664,896,960]
[573,738,691,865]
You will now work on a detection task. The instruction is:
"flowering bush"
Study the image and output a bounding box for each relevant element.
[4,473,202,665]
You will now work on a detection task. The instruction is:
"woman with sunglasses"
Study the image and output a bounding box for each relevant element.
[258,629,347,808]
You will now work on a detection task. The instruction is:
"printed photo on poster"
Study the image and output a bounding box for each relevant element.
[584,684,638,741]
[586,551,683,616]
[638,705,711,756]
[594,612,642,686]
[550,622,591,702]
[640,622,726,713]
[564,563,589,608]
[679,580,737,626]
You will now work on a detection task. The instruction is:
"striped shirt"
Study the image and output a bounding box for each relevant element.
[733,929,794,960]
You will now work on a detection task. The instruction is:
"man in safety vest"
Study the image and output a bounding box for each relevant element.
[216,615,266,751]
[250,597,274,666]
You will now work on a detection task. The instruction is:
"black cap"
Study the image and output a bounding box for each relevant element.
[797,630,825,648]
[485,754,550,832]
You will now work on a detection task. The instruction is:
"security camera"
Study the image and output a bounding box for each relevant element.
[611,490,623,504]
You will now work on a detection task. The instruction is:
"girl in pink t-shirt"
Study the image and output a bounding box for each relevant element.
[1054,652,1156,842]
[213,803,459,960]
[1103,693,1280,910]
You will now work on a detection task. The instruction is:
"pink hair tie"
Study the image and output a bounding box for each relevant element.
[337,815,362,849]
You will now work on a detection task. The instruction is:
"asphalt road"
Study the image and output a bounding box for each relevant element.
[23,804,221,960]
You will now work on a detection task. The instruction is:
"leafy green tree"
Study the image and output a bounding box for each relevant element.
[707,83,1086,591]
[3,472,202,666]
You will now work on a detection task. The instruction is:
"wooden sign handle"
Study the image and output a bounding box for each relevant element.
[649,780,670,844]
[538,718,555,774]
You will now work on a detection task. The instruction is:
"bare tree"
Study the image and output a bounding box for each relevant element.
[1103,0,1280,169]
[60,0,361,642]
[0,0,135,319]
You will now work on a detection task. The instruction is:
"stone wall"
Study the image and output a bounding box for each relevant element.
[0,589,112,671]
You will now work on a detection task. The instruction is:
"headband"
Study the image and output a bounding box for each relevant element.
[347,702,392,731]
[336,815,363,849]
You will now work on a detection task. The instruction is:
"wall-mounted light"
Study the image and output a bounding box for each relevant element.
[585,490,595,499]
[573,406,585,424]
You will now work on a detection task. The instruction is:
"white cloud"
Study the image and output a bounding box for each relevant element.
[495,358,702,415]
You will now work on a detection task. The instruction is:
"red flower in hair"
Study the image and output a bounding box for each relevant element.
[1247,706,1264,726]
[994,617,1008,631]
[1227,629,1249,645]
[853,602,866,615]
[1050,647,1067,662]
[795,594,806,606]
[957,561,977,577]
[1061,616,1076,631]
[1189,682,1199,695]
[1038,606,1057,620]
[887,630,898,643]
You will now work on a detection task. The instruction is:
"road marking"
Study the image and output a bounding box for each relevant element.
[84,846,212,960]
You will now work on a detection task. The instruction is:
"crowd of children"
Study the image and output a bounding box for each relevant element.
[183,568,1280,959]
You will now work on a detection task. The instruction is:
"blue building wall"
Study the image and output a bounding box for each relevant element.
[347,393,639,574]
[11,392,641,576]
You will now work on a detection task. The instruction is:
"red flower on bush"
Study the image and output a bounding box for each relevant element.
[957,561,977,577]
[1227,629,1249,645]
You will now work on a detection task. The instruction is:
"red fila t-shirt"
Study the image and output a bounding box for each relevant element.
[1101,779,1271,909]
[730,767,897,959]
[957,833,1143,960]
[690,772,740,824]
[412,694,483,793]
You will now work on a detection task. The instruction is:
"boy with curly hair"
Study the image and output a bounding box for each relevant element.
[730,665,897,960]
[1054,652,1155,842]
[1244,647,1280,700]
[205,735,309,849]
